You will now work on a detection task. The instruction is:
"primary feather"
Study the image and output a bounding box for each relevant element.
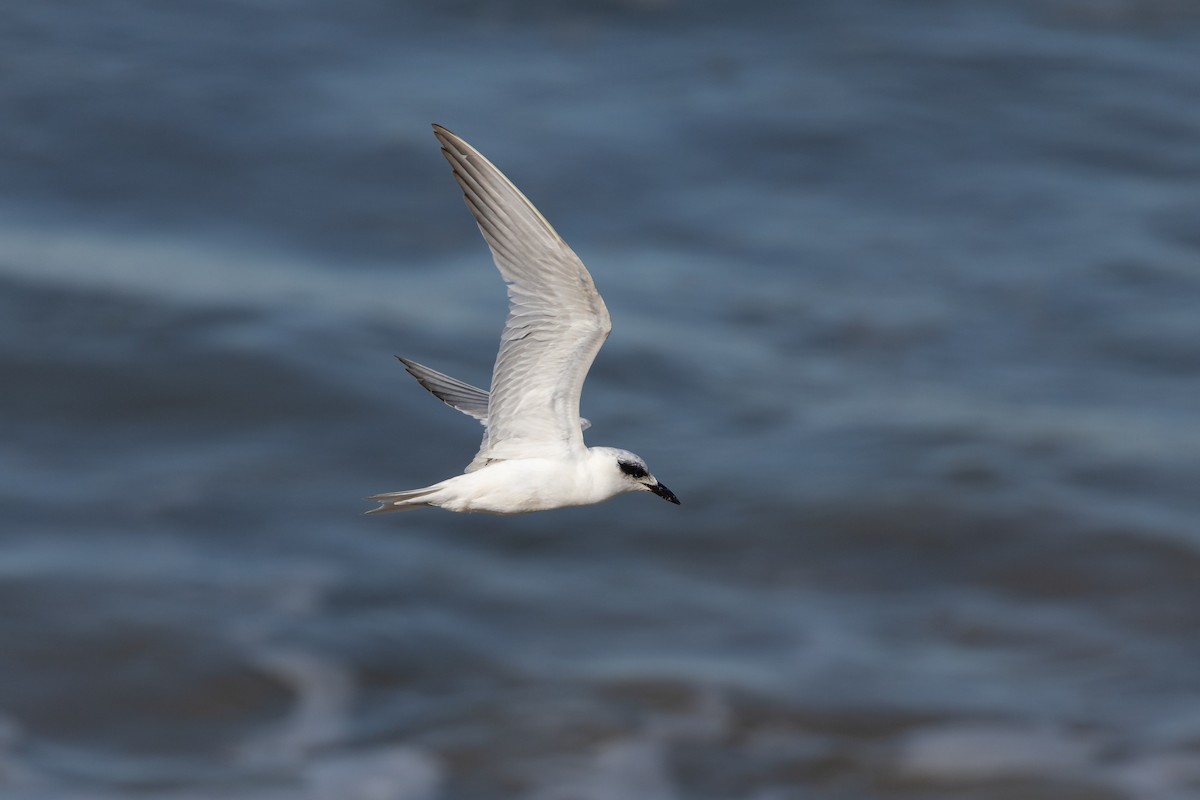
[397,355,592,432]
[433,125,611,470]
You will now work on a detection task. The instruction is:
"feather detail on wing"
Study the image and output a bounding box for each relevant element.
[396,356,489,424]
[432,125,610,465]
[397,355,592,431]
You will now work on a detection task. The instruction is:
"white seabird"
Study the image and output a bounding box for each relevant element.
[367,125,679,515]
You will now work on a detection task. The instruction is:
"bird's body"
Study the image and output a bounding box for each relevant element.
[371,448,656,515]
[367,125,678,515]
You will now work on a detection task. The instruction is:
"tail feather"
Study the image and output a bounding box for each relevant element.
[365,486,441,515]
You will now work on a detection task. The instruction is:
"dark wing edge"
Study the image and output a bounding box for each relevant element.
[396,356,489,424]
[396,355,591,431]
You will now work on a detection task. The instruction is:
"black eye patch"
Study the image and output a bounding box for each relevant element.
[618,460,648,479]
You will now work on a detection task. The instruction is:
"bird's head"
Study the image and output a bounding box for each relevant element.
[608,449,680,505]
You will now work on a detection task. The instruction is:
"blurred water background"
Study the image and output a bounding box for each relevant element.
[3,1,1200,798]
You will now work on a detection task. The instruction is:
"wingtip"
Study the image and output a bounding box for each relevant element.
[394,355,421,378]
[432,125,480,170]
[431,123,457,148]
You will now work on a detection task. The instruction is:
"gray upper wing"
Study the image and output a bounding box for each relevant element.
[396,356,489,424]
[398,356,593,432]
[432,125,610,466]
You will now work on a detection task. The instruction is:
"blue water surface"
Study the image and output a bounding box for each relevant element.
[2,1,1200,798]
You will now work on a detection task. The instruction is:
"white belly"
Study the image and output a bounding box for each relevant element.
[430,457,618,514]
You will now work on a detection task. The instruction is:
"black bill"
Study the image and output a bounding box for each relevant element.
[649,481,681,505]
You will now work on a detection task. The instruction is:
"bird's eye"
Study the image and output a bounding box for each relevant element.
[618,460,648,479]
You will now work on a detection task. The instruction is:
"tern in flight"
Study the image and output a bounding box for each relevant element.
[367,125,679,515]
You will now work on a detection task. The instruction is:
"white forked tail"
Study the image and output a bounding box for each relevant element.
[365,486,442,514]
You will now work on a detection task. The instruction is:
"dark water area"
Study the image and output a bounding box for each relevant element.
[3,1,1200,797]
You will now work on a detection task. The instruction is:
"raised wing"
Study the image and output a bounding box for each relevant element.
[432,125,610,466]
[397,355,592,431]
